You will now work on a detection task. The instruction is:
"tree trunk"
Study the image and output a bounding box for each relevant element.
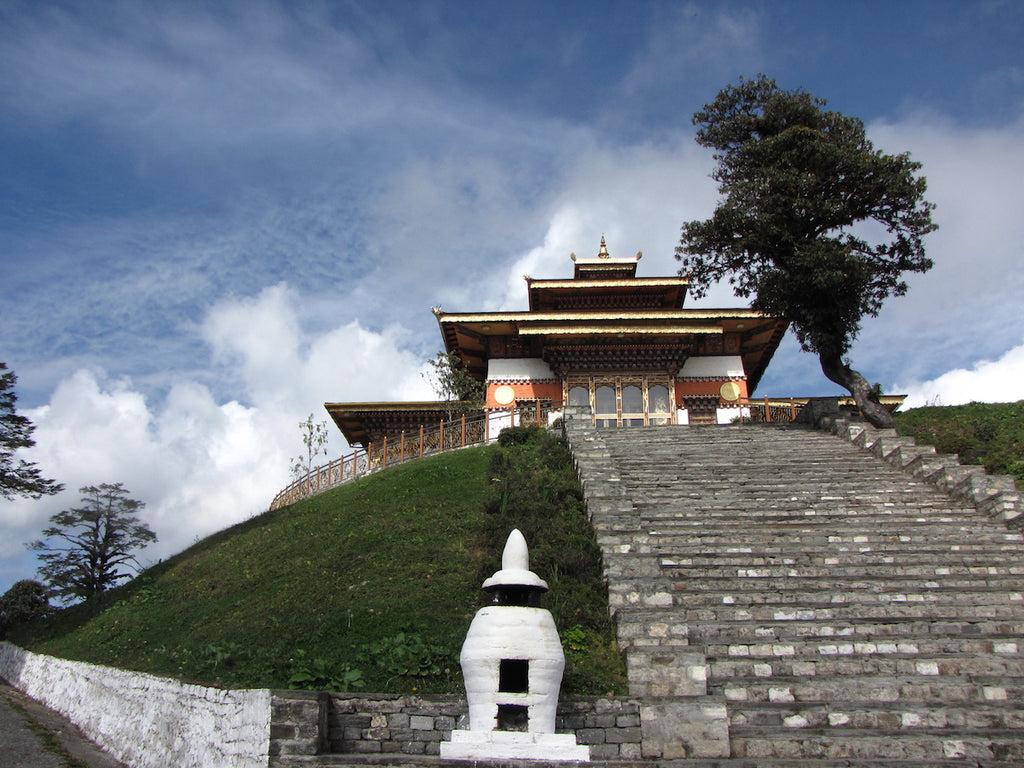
[818,353,895,429]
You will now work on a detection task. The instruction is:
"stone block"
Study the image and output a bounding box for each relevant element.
[618,741,643,760]
[640,701,729,759]
[408,715,434,731]
[349,740,381,753]
[270,724,295,740]
[587,744,620,760]
[605,726,642,743]
[576,728,606,745]
[388,713,410,729]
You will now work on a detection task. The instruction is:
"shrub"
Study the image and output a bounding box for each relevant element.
[0,580,52,638]
[895,401,1024,489]
[480,427,626,694]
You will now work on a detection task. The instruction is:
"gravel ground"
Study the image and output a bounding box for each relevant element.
[0,682,124,768]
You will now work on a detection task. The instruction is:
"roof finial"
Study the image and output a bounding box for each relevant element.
[598,235,610,259]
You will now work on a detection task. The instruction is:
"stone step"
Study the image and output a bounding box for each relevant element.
[704,636,1021,659]
[629,480,949,494]
[675,602,1024,623]
[709,653,1024,680]
[643,531,1021,548]
[655,552,1024,569]
[609,581,1024,609]
[659,575,1024,594]
[641,517,983,530]
[300,753,995,768]
[659,563,1024,579]
[709,677,1024,705]
[646,538,1024,555]
[730,730,1024,761]
[726,700,1024,730]
[637,502,978,515]
[599,558,1024,581]
[691,617,1024,644]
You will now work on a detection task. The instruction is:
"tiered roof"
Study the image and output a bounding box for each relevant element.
[433,237,787,390]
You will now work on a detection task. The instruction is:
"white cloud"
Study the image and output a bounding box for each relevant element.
[854,115,1024,383]
[1,283,436,592]
[897,343,1024,408]
[496,137,729,311]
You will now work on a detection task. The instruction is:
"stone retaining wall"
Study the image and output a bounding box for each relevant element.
[270,691,645,764]
[0,642,270,768]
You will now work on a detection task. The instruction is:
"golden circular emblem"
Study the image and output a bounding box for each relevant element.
[720,381,742,402]
[493,385,516,405]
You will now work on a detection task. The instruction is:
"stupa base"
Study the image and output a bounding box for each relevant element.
[440,729,590,762]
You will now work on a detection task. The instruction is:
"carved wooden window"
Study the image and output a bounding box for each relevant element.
[565,377,675,427]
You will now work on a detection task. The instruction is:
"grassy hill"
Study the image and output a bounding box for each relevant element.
[9,427,626,696]
[895,400,1024,488]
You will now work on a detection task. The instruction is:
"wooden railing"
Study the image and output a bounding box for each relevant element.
[727,396,891,424]
[269,396,885,509]
[269,402,558,510]
[730,397,805,424]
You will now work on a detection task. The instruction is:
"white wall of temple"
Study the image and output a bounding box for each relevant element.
[675,407,750,425]
[487,358,556,381]
[676,355,746,379]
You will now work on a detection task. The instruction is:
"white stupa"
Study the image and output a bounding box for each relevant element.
[440,529,590,761]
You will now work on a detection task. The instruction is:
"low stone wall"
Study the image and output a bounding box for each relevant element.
[0,642,270,768]
[270,691,645,764]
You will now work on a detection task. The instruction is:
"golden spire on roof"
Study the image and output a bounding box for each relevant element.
[598,235,610,259]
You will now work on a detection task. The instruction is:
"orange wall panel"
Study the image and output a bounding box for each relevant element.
[486,381,562,408]
[674,379,749,402]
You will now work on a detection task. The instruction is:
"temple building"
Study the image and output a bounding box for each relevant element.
[327,238,788,447]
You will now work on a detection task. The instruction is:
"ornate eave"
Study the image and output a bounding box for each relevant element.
[433,306,786,387]
[325,401,461,446]
[545,343,692,376]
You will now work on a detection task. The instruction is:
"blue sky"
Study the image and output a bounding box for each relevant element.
[2,0,1023,593]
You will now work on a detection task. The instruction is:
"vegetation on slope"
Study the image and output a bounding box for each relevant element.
[895,401,1024,488]
[10,428,626,696]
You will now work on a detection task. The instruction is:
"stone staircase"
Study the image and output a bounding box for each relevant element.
[565,417,1024,765]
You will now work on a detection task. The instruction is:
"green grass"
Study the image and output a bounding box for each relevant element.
[895,401,1024,489]
[11,432,626,696]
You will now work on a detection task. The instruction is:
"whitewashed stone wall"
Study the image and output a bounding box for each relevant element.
[0,642,270,768]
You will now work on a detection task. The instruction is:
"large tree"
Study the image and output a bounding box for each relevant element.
[29,483,156,603]
[677,75,937,428]
[1,362,63,500]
